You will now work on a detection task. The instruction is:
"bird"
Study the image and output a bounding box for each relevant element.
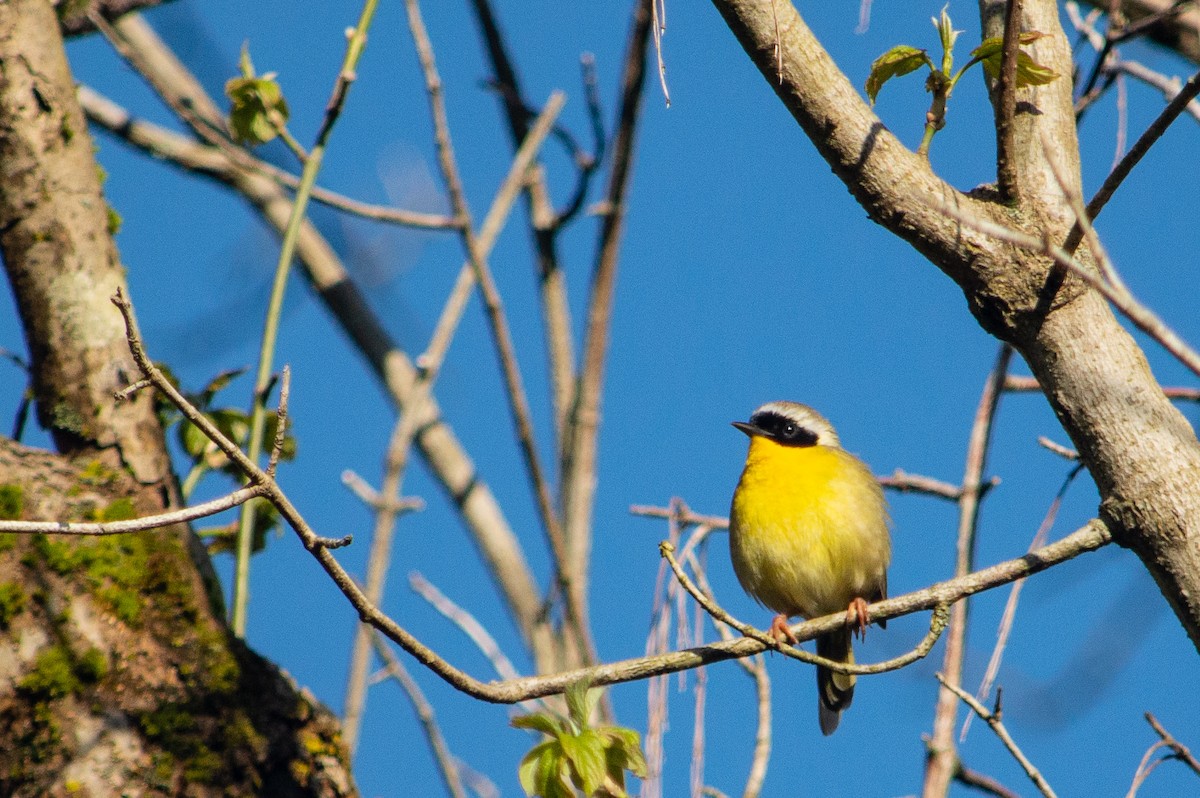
[728,401,891,735]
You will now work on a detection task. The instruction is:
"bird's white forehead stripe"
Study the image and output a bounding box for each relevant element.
[750,401,841,447]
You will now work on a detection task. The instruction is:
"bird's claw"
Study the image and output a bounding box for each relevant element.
[847,597,870,640]
[768,614,798,645]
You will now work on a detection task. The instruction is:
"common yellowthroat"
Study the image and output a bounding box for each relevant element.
[729,401,891,735]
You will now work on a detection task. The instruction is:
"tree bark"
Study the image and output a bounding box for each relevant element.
[0,1,356,794]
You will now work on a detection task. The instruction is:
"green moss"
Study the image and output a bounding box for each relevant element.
[91,497,137,522]
[0,483,23,520]
[19,702,63,764]
[18,644,107,700]
[0,582,27,629]
[138,702,224,783]
[76,647,108,682]
[106,206,122,236]
[31,533,152,625]
[78,460,119,488]
[50,403,86,436]
[182,748,222,782]
[19,646,81,699]
[190,624,239,694]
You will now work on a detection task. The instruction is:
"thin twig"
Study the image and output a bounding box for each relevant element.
[370,632,469,798]
[265,366,290,478]
[662,541,952,676]
[409,572,524,684]
[934,198,1200,379]
[405,0,595,668]
[0,485,264,536]
[560,0,653,659]
[1127,711,1200,796]
[962,461,1084,740]
[1126,740,1171,798]
[1038,436,1080,460]
[956,763,1021,798]
[937,675,1058,798]
[1146,712,1200,775]
[631,502,731,529]
[1115,60,1200,122]
[1004,374,1200,401]
[686,549,772,798]
[924,345,1012,796]
[341,91,565,753]
[465,0,579,452]
[995,0,1024,201]
[879,470,974,501]
[1073,67,1200,248]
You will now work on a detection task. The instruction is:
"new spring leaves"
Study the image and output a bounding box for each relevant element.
[225,44,290,146]
[866,8,1059,156]
[513,682,648,798]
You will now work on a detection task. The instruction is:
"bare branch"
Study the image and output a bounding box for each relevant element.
[995,0,1025,200]
[0,484,263,536]
[925,345,1012,797]
[1004,374,1200,401]
[341,90,565,753]
[934,196,1200,379]
[1115,60,1200,121]
[560,0,654,647]
[937,676,1058,798]
[112,283,1115,705]
[370,633,469,798]
[1145,712,1200,776]
[409,572,524,685]
[962,462,1084,740]
[955,763,1022,798]
[1126,711,1200,796]
[1075,67,1200,244]
[404,0,595,667]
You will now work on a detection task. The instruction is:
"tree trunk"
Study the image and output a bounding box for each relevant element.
[0,1,356,794]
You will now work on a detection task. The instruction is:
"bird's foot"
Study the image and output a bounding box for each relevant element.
[768,614,798,645]
[847,597,870,640]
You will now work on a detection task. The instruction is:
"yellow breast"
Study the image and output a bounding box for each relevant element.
[729,436,890,619]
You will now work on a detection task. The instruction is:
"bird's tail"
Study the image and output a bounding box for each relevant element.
[816,629,855,736]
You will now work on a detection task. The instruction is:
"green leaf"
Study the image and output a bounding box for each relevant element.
[932,5,960,62]
[565,678,595,732]
[513,712,568,738]
[238,41,255,80]
[971,33,1059,86]
[562,729,607,796]
[518,741,558,797]
[179,418,212,460]
[865,45,933,105]
[226,46,290,146]
[197,367,247,407]
[601,727,648,779]
[261,410,298,463]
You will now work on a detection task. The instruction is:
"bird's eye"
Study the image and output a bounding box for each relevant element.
[783,423,797,438]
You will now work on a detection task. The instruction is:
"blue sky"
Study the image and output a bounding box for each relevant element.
[3,1,1199,796]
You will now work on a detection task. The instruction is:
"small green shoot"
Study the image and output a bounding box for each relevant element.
[513,680,648,798]
[226,43,291,146]
[865,6,1059,157]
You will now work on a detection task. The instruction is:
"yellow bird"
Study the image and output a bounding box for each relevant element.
[729,401,891,735]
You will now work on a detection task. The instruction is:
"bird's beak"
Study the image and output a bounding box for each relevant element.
[731,421,761,438]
